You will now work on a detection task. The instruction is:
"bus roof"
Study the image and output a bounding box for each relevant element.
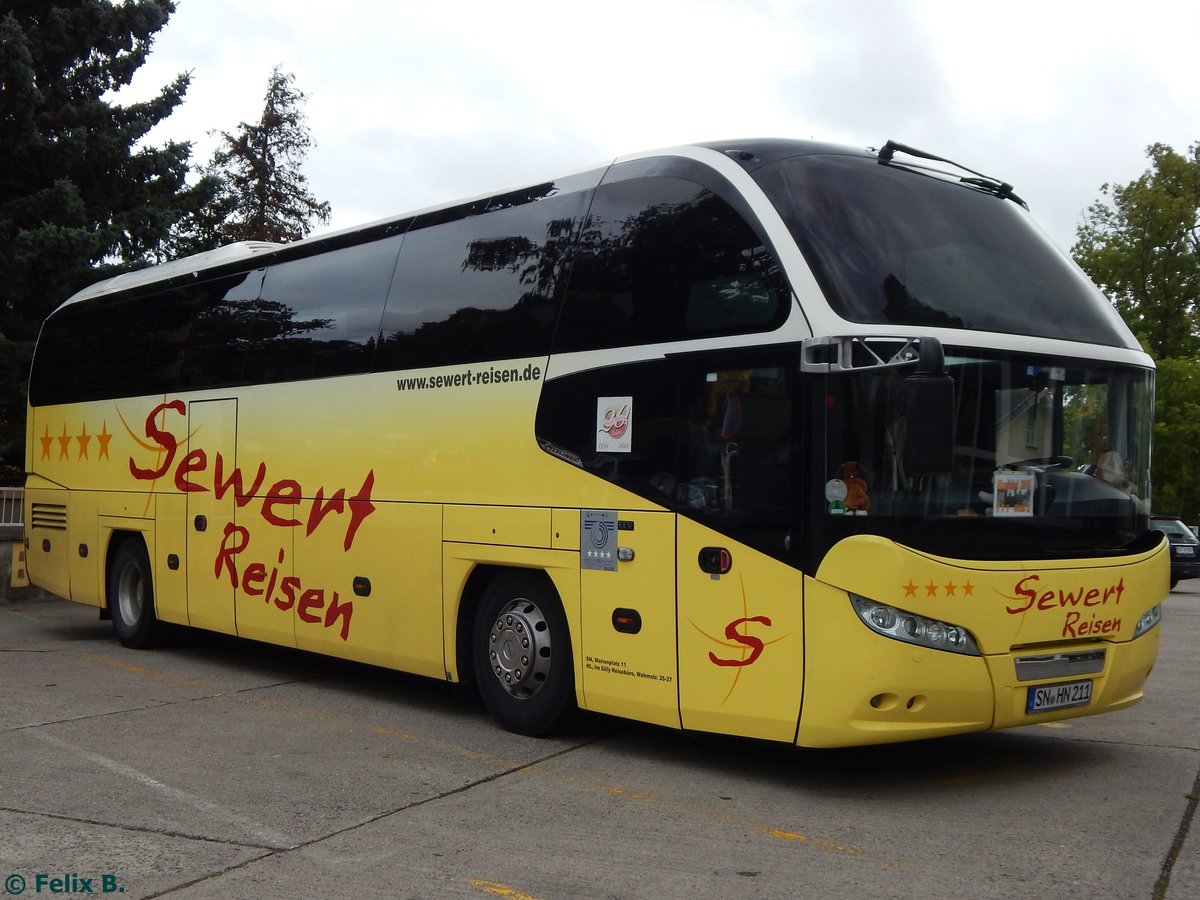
[63,240,283,306]
[56,139,878,310]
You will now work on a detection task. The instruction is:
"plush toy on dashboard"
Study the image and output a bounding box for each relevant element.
[838,461,870,514]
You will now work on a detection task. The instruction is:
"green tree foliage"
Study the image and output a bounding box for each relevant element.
[0,1,213,481]
[1152,358,1200,518]
[1074,142,1200,520]
[199,66,331,244]
[0,1,214,335]
[1073,142,1200,359]
[0,336,33,482]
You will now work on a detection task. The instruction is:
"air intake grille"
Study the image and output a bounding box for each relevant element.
[30,503,67,531]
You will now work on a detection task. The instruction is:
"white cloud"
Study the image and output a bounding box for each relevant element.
[118,0,1200,249]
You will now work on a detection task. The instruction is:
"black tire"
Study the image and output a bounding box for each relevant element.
[108,539,162,649]
[473,571,574,736]
[1170,577,1179,591]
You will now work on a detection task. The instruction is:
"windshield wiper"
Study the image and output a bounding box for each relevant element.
[876,139,1029,209]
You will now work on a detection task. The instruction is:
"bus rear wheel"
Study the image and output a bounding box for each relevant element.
[108,538,162,649]
[474,571,574,736]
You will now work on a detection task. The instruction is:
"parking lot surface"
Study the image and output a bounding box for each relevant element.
[2,583,1198,899]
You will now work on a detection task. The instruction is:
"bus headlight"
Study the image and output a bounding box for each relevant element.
[850,594,981,656]
[1132,604,1162,638]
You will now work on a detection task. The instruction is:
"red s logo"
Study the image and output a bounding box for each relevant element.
[708,616,772,667]
[129,400,185,480]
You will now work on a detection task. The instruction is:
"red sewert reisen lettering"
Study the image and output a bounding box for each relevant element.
[129,400,375,551]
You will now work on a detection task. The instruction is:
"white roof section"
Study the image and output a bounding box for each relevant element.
[59,241,282,308]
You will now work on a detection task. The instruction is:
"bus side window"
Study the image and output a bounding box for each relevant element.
[146,271,262,392]
[374,189,588,371]
[535,352,794,558]
[554,175,789,353]
[676,359,793,548]
[30,292,158,405]
[246,237,401,384]
[535,358,678,491]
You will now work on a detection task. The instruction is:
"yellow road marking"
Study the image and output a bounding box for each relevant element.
[468,878,541,899]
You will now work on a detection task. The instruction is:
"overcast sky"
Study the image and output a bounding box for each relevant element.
[123,0,1200,253]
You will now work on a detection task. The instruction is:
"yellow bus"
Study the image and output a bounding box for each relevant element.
[23,139,1166,747]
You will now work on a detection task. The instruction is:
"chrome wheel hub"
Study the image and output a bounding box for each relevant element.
[488,598,552,699]
[117,561,144,625]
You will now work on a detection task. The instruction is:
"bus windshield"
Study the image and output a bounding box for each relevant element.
[810,348,1154,565]
[753,153,1134,348]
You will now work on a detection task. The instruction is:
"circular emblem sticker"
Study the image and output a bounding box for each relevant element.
[825,478,848,515]
[824,479,848,502]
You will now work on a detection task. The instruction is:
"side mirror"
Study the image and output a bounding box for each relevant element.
[903,338,954,475]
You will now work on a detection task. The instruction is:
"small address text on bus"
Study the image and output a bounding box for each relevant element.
[396,363,542,392]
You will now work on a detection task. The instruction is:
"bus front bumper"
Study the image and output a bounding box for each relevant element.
[796,577,1161,748]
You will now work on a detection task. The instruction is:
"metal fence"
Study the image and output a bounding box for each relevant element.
[1,487,22,531]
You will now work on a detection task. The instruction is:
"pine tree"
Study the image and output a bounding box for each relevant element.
[202,66,332,245]
[0,1,210,337]
[0,1,209,480]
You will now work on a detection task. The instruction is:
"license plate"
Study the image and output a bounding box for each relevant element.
[1177,545,1195,557]
[1026,680,1093,714]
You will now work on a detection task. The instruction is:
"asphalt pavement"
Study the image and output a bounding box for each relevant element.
[1,575,1197,899]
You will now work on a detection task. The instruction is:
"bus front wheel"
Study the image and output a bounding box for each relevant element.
[108,538,162,649]
[474,571,574,736]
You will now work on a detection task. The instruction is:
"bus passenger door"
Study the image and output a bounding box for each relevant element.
[578,509,679,728]
[186,399,237,635]
[676,518,805,742]
[670,354,804,742]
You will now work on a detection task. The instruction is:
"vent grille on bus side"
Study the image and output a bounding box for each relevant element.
[30,503,67,531]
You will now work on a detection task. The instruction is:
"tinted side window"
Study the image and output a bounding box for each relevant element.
[244,237,401,383]
[144,271,264,393]
[554,176,790,353]
[31,292,160,405]
[31,272,272,405]
[374,190,588,371]
[536,349,795,559]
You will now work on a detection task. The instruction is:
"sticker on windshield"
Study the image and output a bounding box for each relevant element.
[825,478,848,515]
[994,468,1036,517]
